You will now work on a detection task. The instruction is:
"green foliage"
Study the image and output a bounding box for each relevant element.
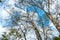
[1,32,8,40]
[9,29,17,35]
[53,36,60,40]
[16,31,21,38]
[9,28,22,38]
[1,28,22,40]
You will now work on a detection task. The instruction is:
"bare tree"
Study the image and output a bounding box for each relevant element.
[1,0,60,40]
[19,0,60,32]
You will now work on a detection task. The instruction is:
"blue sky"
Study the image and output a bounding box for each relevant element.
[0,0,59,40]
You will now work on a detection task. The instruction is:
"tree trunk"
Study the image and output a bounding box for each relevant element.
[46,13,60,32]
[23,33,27,40]
[31,21,42,40]
[46,0,60,32]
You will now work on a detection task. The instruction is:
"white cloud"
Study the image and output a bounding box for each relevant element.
[0,9,10,19]
[8,0,15,5]
[0,24,7,37]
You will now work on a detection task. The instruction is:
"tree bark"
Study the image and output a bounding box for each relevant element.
[46,13,60,31]
[46,0,60,32]
[23,33,27,40]
[31,21,42,40]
